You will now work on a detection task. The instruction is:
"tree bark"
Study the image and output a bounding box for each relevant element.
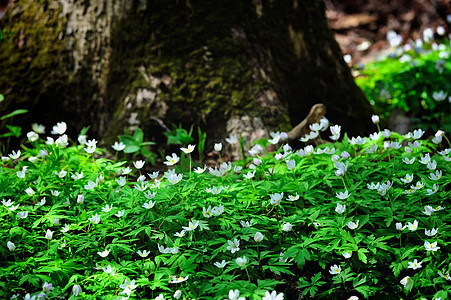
[0,0,374,152]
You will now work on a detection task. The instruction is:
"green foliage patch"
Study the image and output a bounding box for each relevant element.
[0,121,450,299]
[356,34,451,133]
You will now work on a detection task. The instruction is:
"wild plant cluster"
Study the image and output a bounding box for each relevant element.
[0,119,450,300]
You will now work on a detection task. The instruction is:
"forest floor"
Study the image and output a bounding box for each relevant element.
[327,0,451,64]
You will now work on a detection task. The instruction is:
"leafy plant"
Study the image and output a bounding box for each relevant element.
[164,124,194,146]
[118,127,156,164]
[0,121,450,299]
[356,35,451,133]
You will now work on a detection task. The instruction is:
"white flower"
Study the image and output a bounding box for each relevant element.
[88,214,101,224]
[438,271,451,281]
[400,276,412,288]
[52,122,67,135]
[227,238,240,253]
[214,260,228,268]
[42,282,54,293]
[169,275,189,284]
[225,134,238,144]
[336,190,350,199]
[102,204,113,212]
[286,194,299,201]
[147,171,159,179]
[425,228,438,237]
[425,241,440,251]
[9,150,21,160]
[329,264,341,275]
[335,203,346,214]
[55,134,68,147]
[214,143,223,152]
[133,160,145,169]
[429,170,442,181]
[268,131,282,144]
[407,220,418,231]
[432,90,447,102]
[248,144,263,156]
[78,135,87,145]
[427,160,437,170]
[8,204,19,211]
[371,115,379,124]
[243,171,256,179]
[262,290,284,300]
[27,131,39,142]
[408,259,422,270]
[45,229,54,240]
[412,129,425,140]
[17,211,28,219]
[143,201,156,209]
[411,181,424,190]
[102,265,115,274]
[254,232,264,242]
[71,172,84,180]
[400,174,413,183]
[347,220,359,230]
[342,252,352,259]
[330,125,341,136]
[402,157,415,164]
[182,220,199,232]
[84,180,97,190]
[115,176,127,186]
[395,222,406,230]
[426,184,439,195]
[228,289,245,300]
[174,231,186,238]
[270,192,283,206]
[286,159,296,170]
[388,141,401,149]
[112,141,126,151]
[114,209,125,218]
[32,123,45,134]
[236,256,247,267]
[25,187,35,196]
[137,250,150,258]
[98,249,110,257]
[84,145,96,154]
[7,241,15,251]
[282,223,293,232]
[164,153,180,166]
[16,169,26,179]
[61,224,70,233]
[350,136,367,145]
[154,294,165,300]
[166,172,183,185]
[72,284,82,296]
[181,144,195,154]
[75,194,84,204]
[240,220,253,228]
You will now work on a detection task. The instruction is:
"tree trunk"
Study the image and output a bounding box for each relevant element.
[0,0,373,153]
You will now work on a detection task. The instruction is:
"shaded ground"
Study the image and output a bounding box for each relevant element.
[327,0,451,64]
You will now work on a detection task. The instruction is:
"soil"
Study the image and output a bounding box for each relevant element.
[326,0,451,64]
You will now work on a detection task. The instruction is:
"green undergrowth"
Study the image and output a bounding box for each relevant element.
[356,34,451,133]
[0,122,450,299]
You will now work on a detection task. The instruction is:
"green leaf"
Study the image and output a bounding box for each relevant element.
[1,109,28,120]
[124,145,141,153]
[133,127,144,143]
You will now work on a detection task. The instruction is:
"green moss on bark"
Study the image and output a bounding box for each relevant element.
[104,1,291,145]
[0,1,69,131]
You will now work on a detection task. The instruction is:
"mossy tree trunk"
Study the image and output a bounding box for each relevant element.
[0,0,373,152]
